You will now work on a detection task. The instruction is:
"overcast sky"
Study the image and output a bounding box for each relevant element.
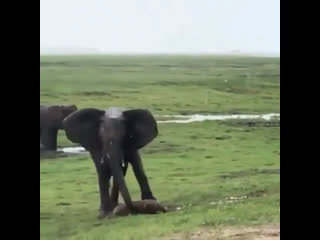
[40,0,280,54]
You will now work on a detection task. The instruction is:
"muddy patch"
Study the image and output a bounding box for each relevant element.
[222,119,280,128]
[166,224,280,240]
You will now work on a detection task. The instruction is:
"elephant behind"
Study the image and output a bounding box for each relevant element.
[40,105,78,151]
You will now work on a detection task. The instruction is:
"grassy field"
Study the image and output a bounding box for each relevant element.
[40,55,280,240]
[40,55,280,115]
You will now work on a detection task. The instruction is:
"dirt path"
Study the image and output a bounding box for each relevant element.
[165,224,280,240]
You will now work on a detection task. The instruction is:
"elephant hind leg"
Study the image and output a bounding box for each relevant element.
[125,150,156,200]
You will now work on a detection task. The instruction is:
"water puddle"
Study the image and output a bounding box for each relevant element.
[57,147,87,154]
[56,113,279,154]
[157,113,280,123]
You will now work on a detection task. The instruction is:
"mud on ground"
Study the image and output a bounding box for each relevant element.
[165,224,280,240]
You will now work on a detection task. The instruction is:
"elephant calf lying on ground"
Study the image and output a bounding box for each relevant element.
[113,200,168,217]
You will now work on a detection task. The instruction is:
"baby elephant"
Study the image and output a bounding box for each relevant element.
[113,200,168,217]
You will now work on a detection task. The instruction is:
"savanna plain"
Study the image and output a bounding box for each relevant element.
[40,55,280,240]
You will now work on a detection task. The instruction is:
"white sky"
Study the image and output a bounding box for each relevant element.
[40,0,280,54]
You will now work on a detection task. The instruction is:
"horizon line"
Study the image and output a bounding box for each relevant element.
[40,52,280,57]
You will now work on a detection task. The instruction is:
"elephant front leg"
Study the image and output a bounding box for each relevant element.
[111,162,129,209]
[96,169,113,218]
[92,152,113,218]
[126,150,157,201]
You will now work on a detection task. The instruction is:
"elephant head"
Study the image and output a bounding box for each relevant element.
[40,104,78,151]
[62,107,158,216]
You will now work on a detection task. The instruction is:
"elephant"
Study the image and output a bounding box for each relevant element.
[112,200,168,217]
[40,105,78,151]
[62,107,158,218]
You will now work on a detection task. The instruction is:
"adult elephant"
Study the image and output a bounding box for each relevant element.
[63,107,158,218]
[40,105,78,151]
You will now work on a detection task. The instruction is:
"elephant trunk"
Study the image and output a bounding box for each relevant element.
[103,144,136,212]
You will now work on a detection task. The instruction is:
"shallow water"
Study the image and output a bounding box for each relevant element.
[58,113,280,154]
[57,147,87,154]
[157,113,280,124]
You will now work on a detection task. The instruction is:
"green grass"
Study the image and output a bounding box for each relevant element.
[40,55,280,114]
[40,55,280,240]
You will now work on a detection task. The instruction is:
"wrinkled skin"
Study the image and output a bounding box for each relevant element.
[113,200,168,217]
[40,105,78,151]
[63,107,158,218]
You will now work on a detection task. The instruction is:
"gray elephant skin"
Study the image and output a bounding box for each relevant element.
[63,107,158,218]
[40,105,78,151]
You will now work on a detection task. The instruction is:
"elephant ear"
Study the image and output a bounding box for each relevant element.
[123,109,158,150]
[63,108,105,151]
